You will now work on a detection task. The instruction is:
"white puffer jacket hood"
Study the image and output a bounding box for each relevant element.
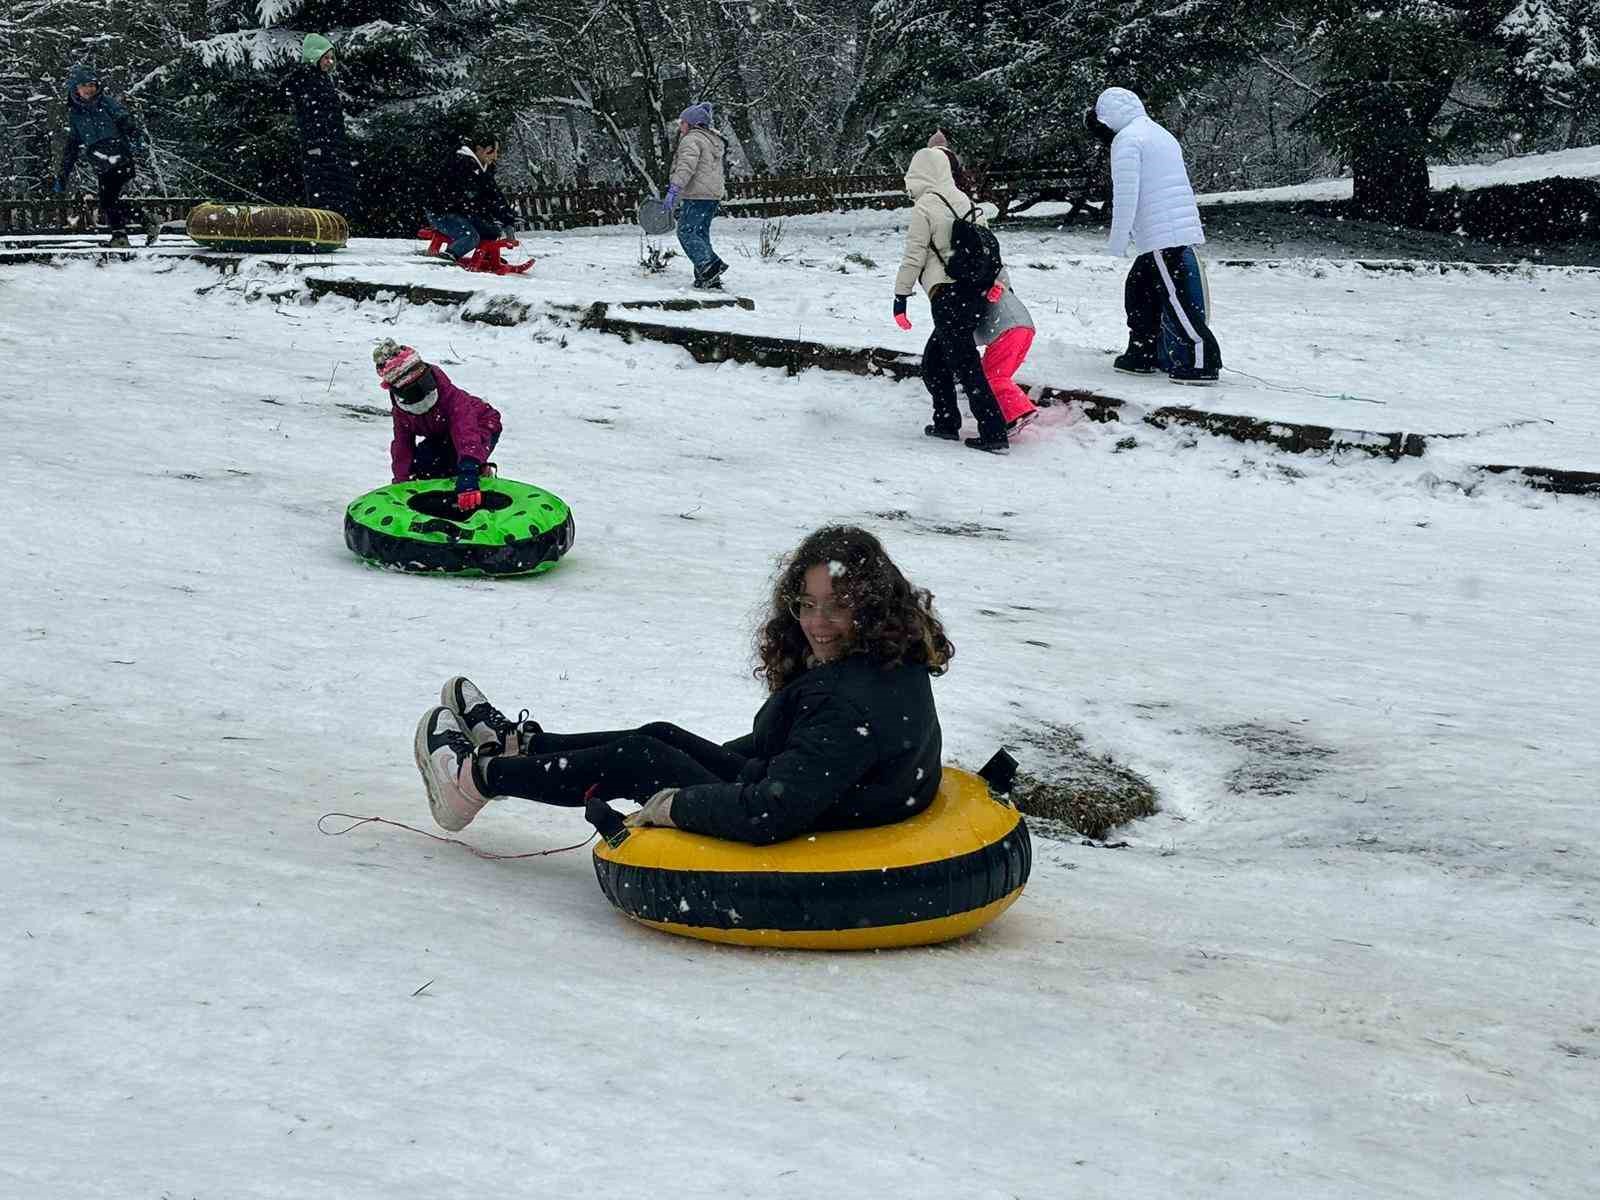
[1095,87,1146,134]
[1096,86,1205,257]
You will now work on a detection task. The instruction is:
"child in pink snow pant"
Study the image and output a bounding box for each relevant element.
[976,286,1037,428]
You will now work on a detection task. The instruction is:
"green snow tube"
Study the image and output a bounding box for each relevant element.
[344,478,574,577]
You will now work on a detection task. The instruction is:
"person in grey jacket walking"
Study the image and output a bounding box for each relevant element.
[1090,86,1222,384]
[662,102,729,289]
[55,65,158,246]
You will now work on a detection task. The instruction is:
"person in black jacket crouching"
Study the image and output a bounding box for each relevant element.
[424,131,517,264]
[414,525,952,845]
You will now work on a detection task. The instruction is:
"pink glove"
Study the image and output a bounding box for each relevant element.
[456,489,482,512]
[985,283,1004,303]
[894,313,913,331]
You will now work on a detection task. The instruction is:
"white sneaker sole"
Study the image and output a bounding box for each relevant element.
[415,711,474,832]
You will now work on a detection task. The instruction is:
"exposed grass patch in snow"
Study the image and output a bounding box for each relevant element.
[1003,721,1160,839]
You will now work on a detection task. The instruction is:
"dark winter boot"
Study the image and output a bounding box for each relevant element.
[965,434,1010,455]
[1168,364,1219,386]
[1114,336,1157,375]
[441,677,541,756]
[924,423,961,441]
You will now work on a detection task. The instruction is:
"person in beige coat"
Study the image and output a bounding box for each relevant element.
[892,147,1009,454]
[663,101,729,289]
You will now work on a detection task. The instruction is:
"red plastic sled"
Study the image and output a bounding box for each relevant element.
[417,227,534,275]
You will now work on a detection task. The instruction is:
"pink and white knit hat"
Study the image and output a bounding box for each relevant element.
[373,339,427,390]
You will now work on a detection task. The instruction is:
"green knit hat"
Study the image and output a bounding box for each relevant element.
[301,33,335,66]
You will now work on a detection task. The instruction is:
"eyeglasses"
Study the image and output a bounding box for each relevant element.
[788,597,852,622]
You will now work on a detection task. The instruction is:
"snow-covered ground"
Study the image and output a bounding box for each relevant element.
[4,228,1599,1197]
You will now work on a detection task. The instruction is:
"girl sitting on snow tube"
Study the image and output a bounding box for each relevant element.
[375,339,502,512]
[413,524,951,843]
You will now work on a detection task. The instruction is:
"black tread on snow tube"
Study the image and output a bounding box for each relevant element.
[345,508,574,575]
[343,478,574,576]
[592,825,1032,933]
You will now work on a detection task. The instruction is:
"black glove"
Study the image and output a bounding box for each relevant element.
[455,458,481,510]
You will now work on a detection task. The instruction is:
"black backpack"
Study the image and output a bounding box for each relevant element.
[929,193,1003,291]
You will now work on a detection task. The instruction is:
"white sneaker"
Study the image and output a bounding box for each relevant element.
[440,677,540,756]
[414,707,491,832]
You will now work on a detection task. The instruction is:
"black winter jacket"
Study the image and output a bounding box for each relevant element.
[60,66,141,181]
[673,656,943,845]
[285,65,348,157]
[428,146,515,229]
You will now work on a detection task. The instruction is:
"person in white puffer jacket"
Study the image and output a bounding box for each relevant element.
[1090,86,1223,384]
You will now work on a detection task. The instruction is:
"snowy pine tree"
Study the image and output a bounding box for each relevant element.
[850,0,1266,172]
[1497,0,1600,146]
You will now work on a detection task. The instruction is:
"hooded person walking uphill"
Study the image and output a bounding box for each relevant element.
[893,147,1011,454]
[662,102,729,290]
[285,33,354,217]
[55,66,159,247]
[1089,86,1222,385]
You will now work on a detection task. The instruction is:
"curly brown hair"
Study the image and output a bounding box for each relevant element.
[755,525,954,692]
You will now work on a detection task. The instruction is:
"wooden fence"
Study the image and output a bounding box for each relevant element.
[0,165,1103,235]
[0,196,203,236]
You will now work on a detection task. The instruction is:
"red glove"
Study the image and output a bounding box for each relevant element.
[894,313,913,331]
[456,489,482,512]
[985,283,1004,303]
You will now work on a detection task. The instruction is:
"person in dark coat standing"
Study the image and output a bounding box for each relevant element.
[413,525,952,843]
[55,65,158,247]
[423,133,517,264]
[285,33,354,216]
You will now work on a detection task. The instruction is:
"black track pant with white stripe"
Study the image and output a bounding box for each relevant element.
[1124,246,1221,373]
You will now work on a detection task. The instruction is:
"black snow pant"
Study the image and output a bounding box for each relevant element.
[409,431,500,480]
[484,722,749,806]
[922,284,1008,441]
[1125,246,1221,374]
[302,146,354,217]
[88,141,140,232]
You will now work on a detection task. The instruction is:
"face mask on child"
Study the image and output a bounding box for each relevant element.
[392,376,438,414]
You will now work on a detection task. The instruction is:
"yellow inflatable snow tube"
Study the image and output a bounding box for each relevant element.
[591,766,1030,950]
[186,202,348,253]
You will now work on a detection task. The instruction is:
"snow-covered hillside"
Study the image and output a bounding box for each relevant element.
[3,235,1597,1198]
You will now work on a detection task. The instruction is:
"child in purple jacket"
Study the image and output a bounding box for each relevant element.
[374,339,502,510]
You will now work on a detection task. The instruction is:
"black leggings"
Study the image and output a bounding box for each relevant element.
[922,284,1007,440]
[484,722,748,806]
[88,144,140,232]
